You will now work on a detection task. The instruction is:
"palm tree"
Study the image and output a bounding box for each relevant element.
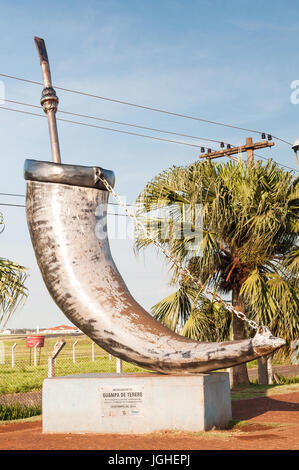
[0,214,28,328]
[151,286,231,343]
[135,159,299,386]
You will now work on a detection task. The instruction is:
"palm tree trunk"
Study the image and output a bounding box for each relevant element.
[257,356,269,384]
[267,354,274,384]
[231,286,250,387]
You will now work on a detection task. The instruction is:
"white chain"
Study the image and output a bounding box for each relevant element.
[97,171,259,331]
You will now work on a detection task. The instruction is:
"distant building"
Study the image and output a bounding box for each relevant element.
[40,324,81,335]
[0,329,12,335]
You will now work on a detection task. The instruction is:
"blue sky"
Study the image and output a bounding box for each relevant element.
[1,0,299,329]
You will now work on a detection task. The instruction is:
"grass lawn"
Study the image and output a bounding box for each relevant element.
[0,333,297,396]
[231,382,299,400]
[0,333,148,394]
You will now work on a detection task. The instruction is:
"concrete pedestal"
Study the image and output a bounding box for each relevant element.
[42,372,232,434]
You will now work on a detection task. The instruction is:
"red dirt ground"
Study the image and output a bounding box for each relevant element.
[0,391,298,450]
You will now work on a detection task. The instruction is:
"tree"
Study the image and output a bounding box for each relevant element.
[135,159,299,386]
[0,214,28,328]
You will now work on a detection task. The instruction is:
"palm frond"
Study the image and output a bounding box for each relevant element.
[0,258,28,327]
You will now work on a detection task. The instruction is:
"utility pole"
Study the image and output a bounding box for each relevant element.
[199,136,275,163]
[245,137,254,163]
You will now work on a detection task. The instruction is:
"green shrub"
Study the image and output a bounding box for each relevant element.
[274,374,299,385]
[0,403,41,421]
[251,375,299,385]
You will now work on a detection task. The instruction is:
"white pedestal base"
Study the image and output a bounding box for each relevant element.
[42,372,232,434]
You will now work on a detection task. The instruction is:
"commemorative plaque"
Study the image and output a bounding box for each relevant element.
[100,385,145,417]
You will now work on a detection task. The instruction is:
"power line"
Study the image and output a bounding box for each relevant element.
[0,105,212,149]
[0,102,298,173]
[0,72,293,147]
[4,98,251,161]
[0,202,26,208]
[0,104,243,164]
[3,99,232,147]
[0,192,25,198]
[0,201,130,216]
[254,152,299,172]
[0,191,135,207]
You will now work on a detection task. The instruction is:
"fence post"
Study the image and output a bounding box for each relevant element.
[0,341,4,365]
[34,343,39,367]
[48,340,66,378]
[116,357,123,374]
[54,341,58,364]
[73,340,78,364]
[226,368,233,387]
[11,343,17,368]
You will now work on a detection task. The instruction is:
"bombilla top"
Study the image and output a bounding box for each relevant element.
[34,37,49,64]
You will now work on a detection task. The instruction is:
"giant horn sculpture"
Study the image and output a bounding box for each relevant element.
[24,38,286,374]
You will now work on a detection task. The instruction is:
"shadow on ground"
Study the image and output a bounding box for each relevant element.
[232,393,299,421]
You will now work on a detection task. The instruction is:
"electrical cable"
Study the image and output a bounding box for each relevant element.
[0,72,293,146]
[0,191,135,207]
[0,105,214,149]
[0,201,130,216]
[3,98,232,147]
[0,202,25,208]
[0,100,298,172]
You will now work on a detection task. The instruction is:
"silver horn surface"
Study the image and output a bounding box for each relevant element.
[25,160,285,374]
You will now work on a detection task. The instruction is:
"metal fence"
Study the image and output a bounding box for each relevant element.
[1,334,298,410]
[0,334,146,408]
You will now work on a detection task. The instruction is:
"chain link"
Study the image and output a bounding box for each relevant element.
[97,172,259,331]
